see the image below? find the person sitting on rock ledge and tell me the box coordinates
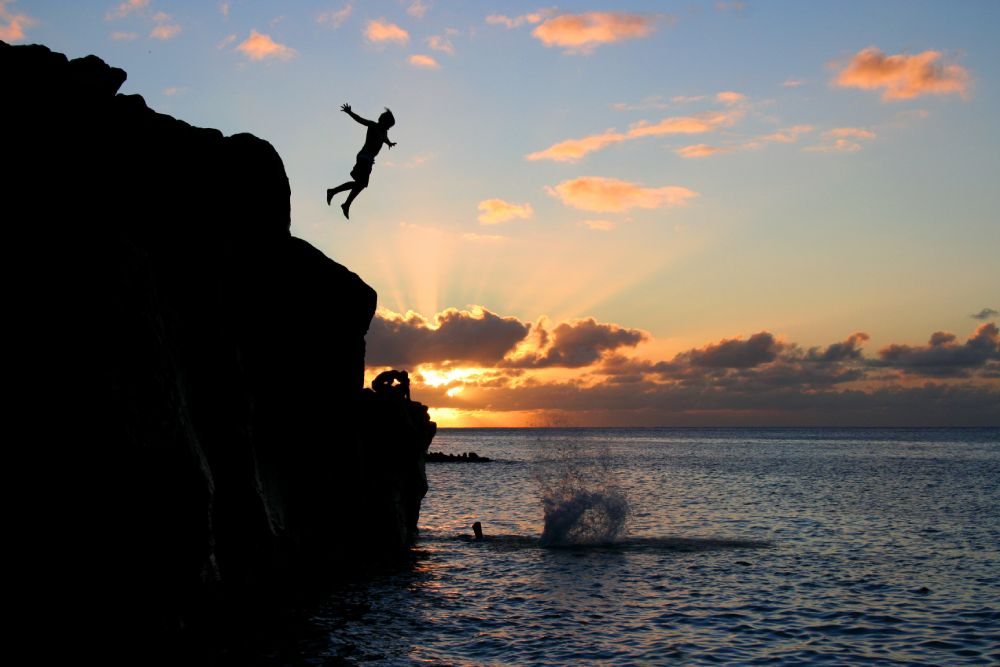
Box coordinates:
[372,369,410,401]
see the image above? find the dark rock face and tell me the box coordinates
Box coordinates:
[2,41,434,653]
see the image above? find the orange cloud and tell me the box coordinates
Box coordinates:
[236,30,296,61]
[408,54,440,69]
[365,18,408,43]
[110,31,137,41]
[806,127,876,153]
[531,12,658,53]
[527,110,741,162]
[628,110,742,138]
[478,199,534,225]
[427,35,454,55]
[547,177,697,213]
[834,46,971,101]
[105,0,148,21]
[675,144,731,158]
[150,23,181,40]
[486,8,556,29]
[826,127,876,140]
[806,139,863,153]
[715,91,745,105]
[0,0,36,41]
[526,131,626,162]
[763,124,813,143]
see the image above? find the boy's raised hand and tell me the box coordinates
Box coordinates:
[341,103,351,113]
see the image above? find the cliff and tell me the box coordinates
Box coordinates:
[2,41,435,655]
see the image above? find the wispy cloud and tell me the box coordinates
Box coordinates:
[486,7,556,29]
[408,54,440,69]
[675,144,732,158]
[755,124,814,144]
[806,127,876,153]
[805,139,863,153]
[478,199,534,225]
[317,3,352,28]
[162,86,186,96]
[217,33,236,49]
[826,127,877,140]
[528,110,741,162]
[236,29,296,61]
[833,46,971,101]
[715,91,745,105]
[219,2,229,19]
[407,0,430,19]
[0,0,36,41]
[741,124,813,150]
[971,308,999,321]
[580,219,616,231]
[110,31,138,41]
[150,22,180,40]
[385,152,435,169]
[531,12,661,54]
[527,131,627,163]
[782,78,805,88]
[427,34,454,55]
[365,18,408,44]
[105,0,149,21]
[547,177,697,213]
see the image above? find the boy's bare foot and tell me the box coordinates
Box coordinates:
[326,189,334,205]
[341,203,350,220]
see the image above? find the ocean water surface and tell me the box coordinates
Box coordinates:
[288,428,999,665]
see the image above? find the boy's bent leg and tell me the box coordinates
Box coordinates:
[327,181,354,205]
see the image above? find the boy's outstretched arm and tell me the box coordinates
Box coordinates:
[384,136,397,149]
[341,103,374,127]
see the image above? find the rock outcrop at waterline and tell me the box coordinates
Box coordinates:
[2,40,435,652]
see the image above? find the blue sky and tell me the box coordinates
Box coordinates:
[8,0,999,424]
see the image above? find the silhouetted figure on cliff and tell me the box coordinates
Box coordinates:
[327,103,396,219]
[372,369,410,401]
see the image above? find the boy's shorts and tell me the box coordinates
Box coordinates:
[351,153,374,187]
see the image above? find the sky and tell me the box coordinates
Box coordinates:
[8,0,999,426]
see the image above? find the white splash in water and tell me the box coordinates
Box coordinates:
[540,487,629,546]
[535,440,630,546]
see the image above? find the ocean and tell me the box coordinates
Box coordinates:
[282,428,999,665]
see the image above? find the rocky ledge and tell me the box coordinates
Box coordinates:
[3,40,435,657]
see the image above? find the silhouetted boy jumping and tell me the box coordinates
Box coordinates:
[327,103,396,219]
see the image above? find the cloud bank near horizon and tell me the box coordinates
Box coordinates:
[365,307,1000,426]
